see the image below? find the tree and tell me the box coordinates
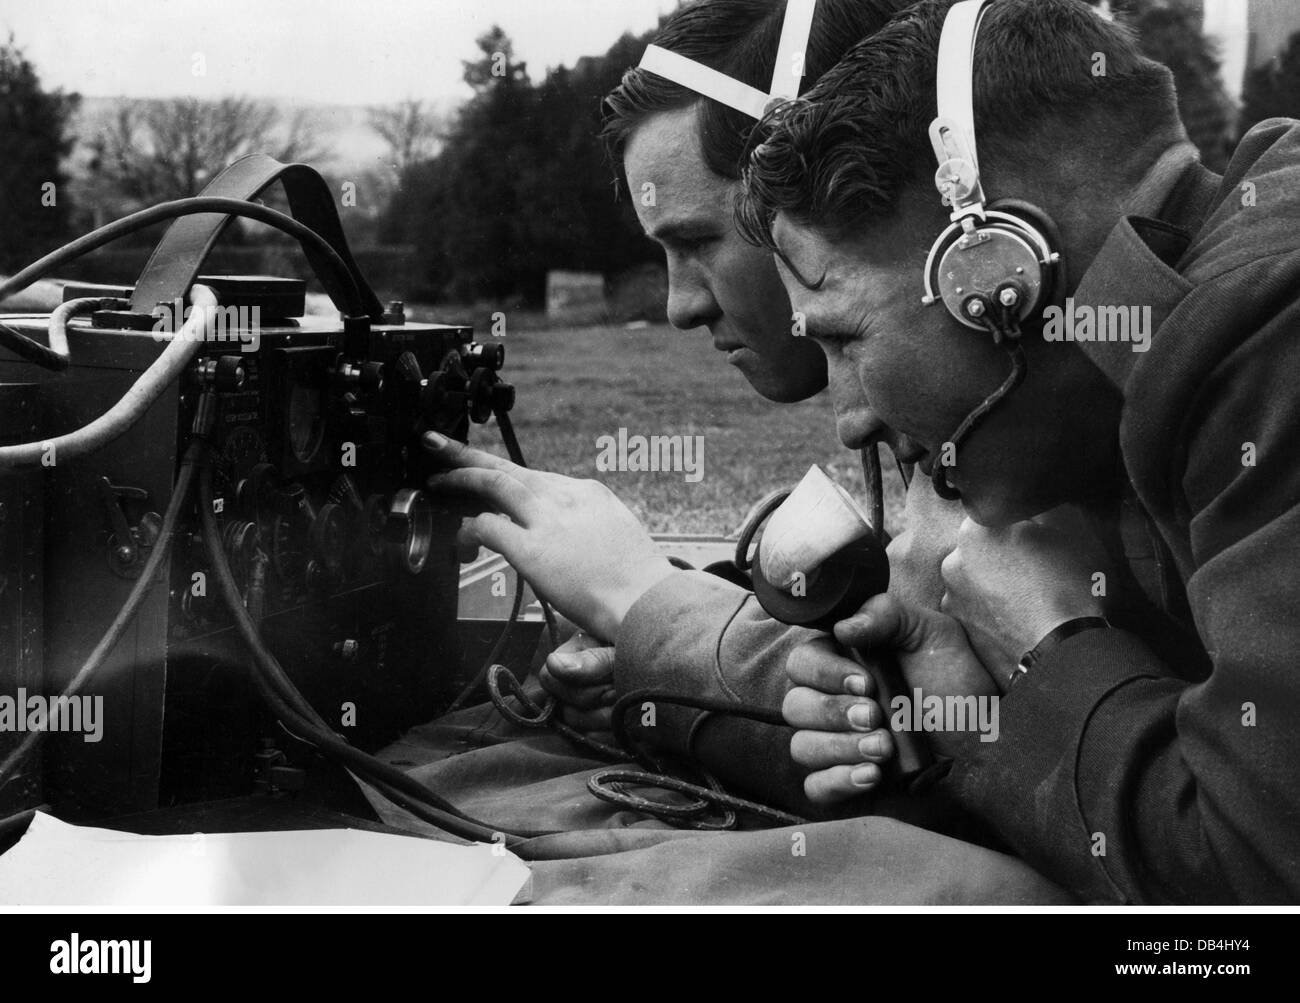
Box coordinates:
[396,26,657,304]
[82,97,325,211]
[368,99,444,176]
[462,26,530,93]
[1105,0,1234,170]
[0,35,80,271]
[1240,30,1300,138]
[399,26,539,301]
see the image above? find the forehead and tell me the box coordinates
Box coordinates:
[623,107,735,230]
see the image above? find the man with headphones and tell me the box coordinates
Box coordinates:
[737,0,1300,902]
[422,0,974,823]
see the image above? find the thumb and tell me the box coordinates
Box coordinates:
[553,630,611,655]
[833,592,952,655]
[547,644,616,685]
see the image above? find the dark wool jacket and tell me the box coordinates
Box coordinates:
[614,120,1300,904]
[947,119,1300,904]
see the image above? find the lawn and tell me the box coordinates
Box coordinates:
[443,318,908,538]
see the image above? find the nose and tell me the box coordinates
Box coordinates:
[825,361,887,449]
[824,355,860,421]
[665,257,719,332]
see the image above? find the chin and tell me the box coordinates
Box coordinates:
[739,358,828,404]
[958,483,1042,529]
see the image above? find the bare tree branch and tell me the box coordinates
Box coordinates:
[367,99,443,176]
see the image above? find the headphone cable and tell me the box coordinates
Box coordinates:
[931,331,1027,501]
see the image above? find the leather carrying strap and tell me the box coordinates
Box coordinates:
[129,153,384,319]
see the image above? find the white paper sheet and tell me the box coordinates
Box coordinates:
[0,812,531,906]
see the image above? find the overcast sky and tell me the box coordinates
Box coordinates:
[3,0,680,105]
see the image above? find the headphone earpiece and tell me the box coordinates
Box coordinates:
[921,0,1063,340]
[922,205,1060,333]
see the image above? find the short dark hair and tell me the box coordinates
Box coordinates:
[737,0,1178,247]
[603,0,910,183]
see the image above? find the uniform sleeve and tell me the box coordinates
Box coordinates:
[613,570,825,814]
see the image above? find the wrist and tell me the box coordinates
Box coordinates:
[1009,615,1111,687]
[1019,602,1105,655]
[597,557,677,640]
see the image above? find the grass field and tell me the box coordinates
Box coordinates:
[444,318,908,537]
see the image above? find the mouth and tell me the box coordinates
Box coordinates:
[713,341,749,363]
[892,439,927,465]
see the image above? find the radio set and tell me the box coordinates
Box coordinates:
[0,155,519,821]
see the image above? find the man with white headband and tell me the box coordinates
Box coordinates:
[516,0,960,816]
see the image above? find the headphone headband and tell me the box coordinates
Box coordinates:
[638,0,819,121]
[929,0,992,220]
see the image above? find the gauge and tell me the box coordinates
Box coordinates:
[287,381,326,464]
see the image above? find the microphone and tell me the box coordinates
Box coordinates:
[750,465,932,786]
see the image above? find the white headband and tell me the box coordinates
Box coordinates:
[929,0,992,218]
[637,0,819,121]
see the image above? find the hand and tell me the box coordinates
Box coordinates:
[540,631,617,734]
[423,432,676,640]
[940,511,1110,685]
[782,636,893,804]
[886,473,964,610]
[786,593,999,804]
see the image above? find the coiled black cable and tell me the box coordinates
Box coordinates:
[595,688,805,828]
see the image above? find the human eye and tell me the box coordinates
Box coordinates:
[672,229,721,253]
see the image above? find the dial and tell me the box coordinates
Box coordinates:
[222,425,265,471]
[222,519,261,593]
